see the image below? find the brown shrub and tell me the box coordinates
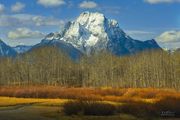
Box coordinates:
[62,100,116,116]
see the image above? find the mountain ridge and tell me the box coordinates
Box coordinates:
[0,39,17,57]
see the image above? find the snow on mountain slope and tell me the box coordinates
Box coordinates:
[13,45,32,54]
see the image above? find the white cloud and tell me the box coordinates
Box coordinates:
[7,27,45,40]
[0,14,64,27]
[156,31,180,43]
[144,0,180,4]
[0,3,5,14]
[37,0,65,7]
[79,1,98,9]
[11,2,25,13]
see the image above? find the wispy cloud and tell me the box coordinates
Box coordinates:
[98,6,121,14]
[32,15,64,26]
[0,3,5,14]
[126,30,154,36]
[37,0,65,7]
[0,14,64,27]
[144,0,180,4]
[11,2,25,13]
[125,30,156,40]
[79,1,98,9]
[7,27,45,40]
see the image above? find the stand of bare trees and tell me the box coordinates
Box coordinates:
[0,46,179,89]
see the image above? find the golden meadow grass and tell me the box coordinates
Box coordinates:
[0,97,68,107]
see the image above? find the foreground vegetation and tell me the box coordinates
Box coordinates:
[0,47,179,119]
[0,47,179,89]
[0,87,179,119]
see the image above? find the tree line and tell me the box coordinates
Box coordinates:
[0,46,179,89]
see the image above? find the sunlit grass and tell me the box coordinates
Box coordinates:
[0,97,68,107]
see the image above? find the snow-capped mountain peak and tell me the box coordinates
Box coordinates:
[43,11,161,55]
[59,12,130,54]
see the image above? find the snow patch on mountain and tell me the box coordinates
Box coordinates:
[13,45,32,53]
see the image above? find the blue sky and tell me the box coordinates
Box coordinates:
[0,0,180,49]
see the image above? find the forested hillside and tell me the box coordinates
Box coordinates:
[0,46,179,89]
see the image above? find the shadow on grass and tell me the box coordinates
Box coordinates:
[62,98,180,119]
[62,100,116,116]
